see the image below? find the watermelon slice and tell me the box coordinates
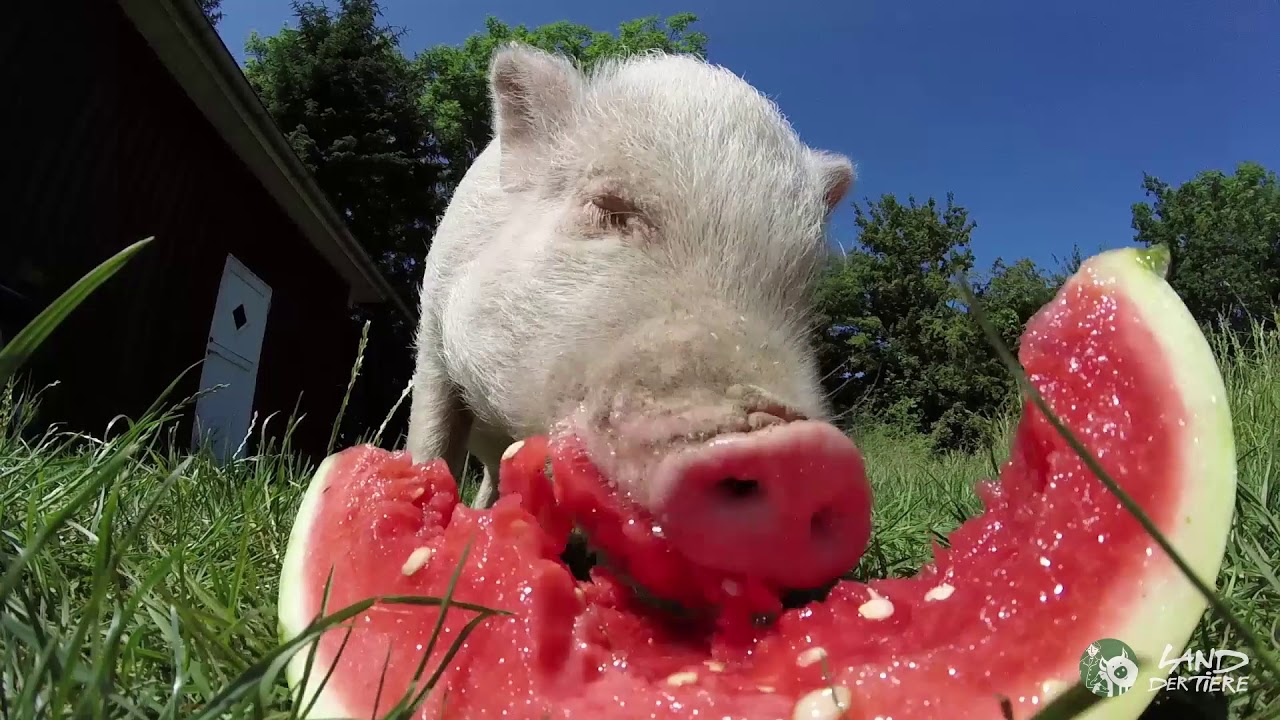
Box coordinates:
[277,245,1236,719]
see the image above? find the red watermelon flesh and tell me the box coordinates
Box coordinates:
[495,434,575,557]
[279,246,1236,720]
[543,429,790,628]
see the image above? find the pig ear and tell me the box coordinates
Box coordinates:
[809,150,855,214]
[489,43,581,159]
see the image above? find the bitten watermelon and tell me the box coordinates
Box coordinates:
[277,246,1236,719]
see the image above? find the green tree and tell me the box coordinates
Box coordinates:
[815,194,977,440]
[198,0,223,26]
[243,0,442,293]
[815,194,1057,450]
[416,14,709,194]
[1131,161,1280,330]
[978,257,1059,352]
[1048,244,1085,285]
[947,255,1060,444]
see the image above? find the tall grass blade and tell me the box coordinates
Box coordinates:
[0,442,139,602]
[0,237,152,384]
[189,597,378,720]
[1023,680,1106,719]
[327,320,370,456]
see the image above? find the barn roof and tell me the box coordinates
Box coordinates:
[117,0,414,321]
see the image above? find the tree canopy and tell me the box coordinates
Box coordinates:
[1131,161,1280,331]
[198,0,222,27]
[814,194,1061,450]
[243,0,442,295]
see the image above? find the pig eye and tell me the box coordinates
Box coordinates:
[586,193,649,238]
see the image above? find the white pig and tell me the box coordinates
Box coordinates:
[407,43,870,591]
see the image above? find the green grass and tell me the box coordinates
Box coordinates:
[0,242,1276,718]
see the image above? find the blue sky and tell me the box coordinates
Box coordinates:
[214,0,1279,274]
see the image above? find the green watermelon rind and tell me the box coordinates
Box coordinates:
[1036,246,1237,719]
[278,453,360,720]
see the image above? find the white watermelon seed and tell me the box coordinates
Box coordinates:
[665,671,699,687]
[858,589,894,620]
[400,546,434,576]
[792,686,853,720]
[924,582,955,602]
[796,646,828,668]
[721,579,741,596]
[704,660,726,672]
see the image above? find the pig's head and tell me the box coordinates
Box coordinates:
[485,44,871,592]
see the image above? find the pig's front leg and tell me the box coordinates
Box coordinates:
[407,327,474,484]
[468,459,500,510]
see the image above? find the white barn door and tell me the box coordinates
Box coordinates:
[191,254,272,462]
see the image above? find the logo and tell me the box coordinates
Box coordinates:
[1079,639,1253,698]
[1153,644,1251,694]
[1080,638,1139,697]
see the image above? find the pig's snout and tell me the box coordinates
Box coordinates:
[650,420,873,591]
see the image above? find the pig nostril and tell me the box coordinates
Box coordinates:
[810,506,836,538]
[714,477,763,502]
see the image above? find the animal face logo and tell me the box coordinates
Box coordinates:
[1101,648,1138,692]
[1079,638,1140,698]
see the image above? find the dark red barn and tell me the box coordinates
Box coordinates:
[1,0,413,461]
